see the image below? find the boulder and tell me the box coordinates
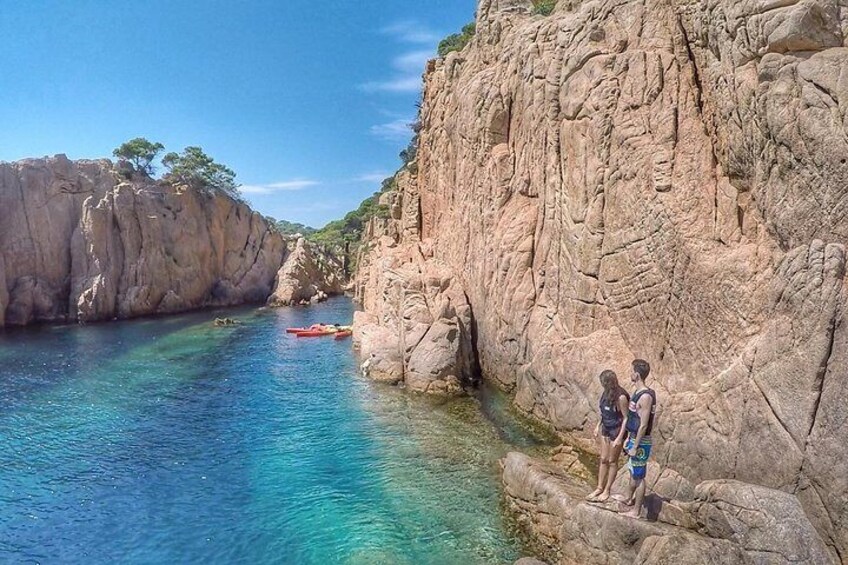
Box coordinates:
[352,246,477,395]
[267,237,344,307]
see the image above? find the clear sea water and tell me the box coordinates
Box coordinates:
[0,297,550,564]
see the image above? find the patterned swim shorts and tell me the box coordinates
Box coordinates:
[625,435,652,480]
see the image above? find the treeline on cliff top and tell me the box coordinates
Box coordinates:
[112,136,392,273]
[435,0,557,57]
[113,138,241,201]
[305,133,417,271]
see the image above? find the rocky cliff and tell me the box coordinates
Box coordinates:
[267,237,345,306]
[354,0,848,561]
[0,155,286,326]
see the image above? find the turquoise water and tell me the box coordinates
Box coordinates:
[0,298,548,564]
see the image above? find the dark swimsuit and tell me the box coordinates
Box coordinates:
[624,388,657,479]
[599,390,628,439]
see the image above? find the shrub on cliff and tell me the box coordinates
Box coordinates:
[113,138,165,176]
[533,0,558,15]
[275,219,316,236]
[162,146,242,200]
[437,23,475,58]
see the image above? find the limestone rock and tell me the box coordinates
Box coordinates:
[0,155,285,326]
[266,237,344,307]
[354,0,848,556]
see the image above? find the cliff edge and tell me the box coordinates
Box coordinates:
[354,0,848,561]
[0,155,285,326]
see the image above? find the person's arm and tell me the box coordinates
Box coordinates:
[627,394,653,455]
[612,394,628,447]
[594,419,601,439]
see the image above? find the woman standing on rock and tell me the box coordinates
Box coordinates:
[586,370,629,502]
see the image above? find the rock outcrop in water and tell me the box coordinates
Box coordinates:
[354,0,848,561]
[267,237,345,307]
[354,170,479,395]
[0,155,286,326]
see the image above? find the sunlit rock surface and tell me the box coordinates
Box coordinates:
[0,155,285,325]
[267,237,345,307]
[355,0,848,560]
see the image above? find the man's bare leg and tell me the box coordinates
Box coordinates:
[623,479,645,518]
[616,475,637,508]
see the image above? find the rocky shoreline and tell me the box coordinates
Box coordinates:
[352,0,848,562]
[502,451,832,565]
[0,156,345,327]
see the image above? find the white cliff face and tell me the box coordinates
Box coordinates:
[355,0,848,560]
[0,155,285,325]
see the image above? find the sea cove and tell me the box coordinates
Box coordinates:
[0,298,548,564]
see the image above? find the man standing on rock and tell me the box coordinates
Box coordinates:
[616,359,656,519]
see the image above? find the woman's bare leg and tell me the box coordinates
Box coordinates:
[587,437,610,500]
[596,440,623,502]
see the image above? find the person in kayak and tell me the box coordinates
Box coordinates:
[586,370,629,502]
[617,359,657,519]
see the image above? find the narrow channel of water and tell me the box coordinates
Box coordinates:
[0,298,552,564]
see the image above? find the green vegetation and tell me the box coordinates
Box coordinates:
[533,0,558,15]
[162,146,241,200]
[437,22,476,58]
[308,111,421,273]
[275,219,316,236]
[113,138,243,201]
[112,137,164,176]
[307,174,396,273]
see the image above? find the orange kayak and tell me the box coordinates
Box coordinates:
[334,331,352,339]
[296,330,336,337]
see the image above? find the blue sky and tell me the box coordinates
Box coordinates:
[0,0,476,227]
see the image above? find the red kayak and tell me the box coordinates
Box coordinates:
[334,331,352,339]
[286,328,311,334]
[296,330,336,337]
